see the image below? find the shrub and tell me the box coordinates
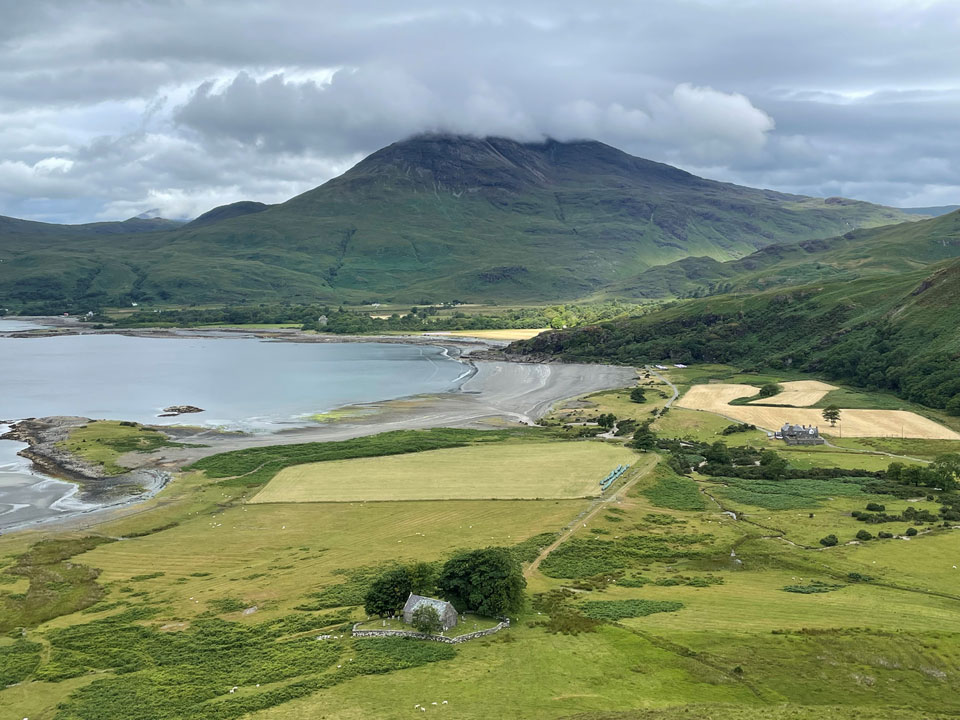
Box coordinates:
[906,527,919,536]
[856,530,873,541]
[878,531,894,539]
[630,387,647,403]
[758,383,782,398]
[410,605,442,634]
[865,503,886,512]
[579,599,683,621]
[819,534,839,547]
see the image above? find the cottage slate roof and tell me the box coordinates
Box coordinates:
[403,593,455,616]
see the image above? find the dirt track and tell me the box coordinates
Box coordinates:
[677,383,960,439]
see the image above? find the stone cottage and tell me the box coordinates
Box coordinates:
[402,593,459,631]
[775,423,825,446]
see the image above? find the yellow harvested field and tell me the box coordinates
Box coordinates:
[676,383,960,439]
[423,328,549,341]
[747,380,838,406]
[250,442,638,503]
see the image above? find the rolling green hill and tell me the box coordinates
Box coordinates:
[509,250,960,412]
[618,210,960,298]
[0,135,913,310]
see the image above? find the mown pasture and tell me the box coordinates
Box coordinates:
[250,441,637,503]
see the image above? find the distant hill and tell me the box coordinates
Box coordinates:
[899,205,960,216]
[184,201,271,228]
[0,134,915,309]
[617,210,960,298]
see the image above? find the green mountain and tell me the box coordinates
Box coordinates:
[509,218,960,412]
[618,210,960,298]
[0,134,914,310]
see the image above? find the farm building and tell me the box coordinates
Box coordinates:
[774,423,825,445]
[402,593,459,630]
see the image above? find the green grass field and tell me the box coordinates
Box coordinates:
[2,403,959,720]
[57,420,186,475]
[251,441,638,502]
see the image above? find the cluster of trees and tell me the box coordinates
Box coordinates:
[86,300,649,335]
[886,456,960,491]
[363,548,526,625]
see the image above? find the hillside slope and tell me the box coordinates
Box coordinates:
[0,134,913,309]
[510,257,960,412]
[619,210,960,298]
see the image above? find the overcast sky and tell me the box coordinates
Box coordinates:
[1,0,958,223]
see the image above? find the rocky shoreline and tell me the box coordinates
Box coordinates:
[1,416,171,506]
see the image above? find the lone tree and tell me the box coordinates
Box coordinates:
[758,383,782,399]
[410,604,443,633]
[630,387,647,404]
[822,405,841,427]
[437,547,525,616]
[364,567,412,617]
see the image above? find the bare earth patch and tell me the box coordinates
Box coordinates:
[677,384,960,439]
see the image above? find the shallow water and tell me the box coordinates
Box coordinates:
[0,334,468,430]
[0,333,467,530]
[0,423,94,529]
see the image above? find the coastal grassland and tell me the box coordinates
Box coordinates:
[3,406,959,719]
[250,441,637,503]
[544,382,668,431]
[58,420,187,475]
[652,408,767,443]
[187,427,543,488]
[71,499,582,619]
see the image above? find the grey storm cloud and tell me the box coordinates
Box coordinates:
[0,0,958,222]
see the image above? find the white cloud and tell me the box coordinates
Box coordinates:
[0,0,957,221]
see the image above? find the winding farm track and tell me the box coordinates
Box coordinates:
[524,453,658,578]
[526,365,675,578]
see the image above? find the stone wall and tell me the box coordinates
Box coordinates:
[352,617,510,644]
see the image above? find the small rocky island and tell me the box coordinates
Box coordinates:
[159,405,205,417]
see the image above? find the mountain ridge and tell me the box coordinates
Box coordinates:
[0,133,918,309]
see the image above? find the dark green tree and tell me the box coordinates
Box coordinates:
[364,567,412,617]
[819,534,839,547]
[856,529,873,541]
[704,441,731,465]
[407,562,437,596]
[906,527,918,537]
[410,605,442,633]
[822,406,841,427]
[437,547,525,616]
[631,421,657,452]
[630,387,647,404]
[758,383,782,398]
